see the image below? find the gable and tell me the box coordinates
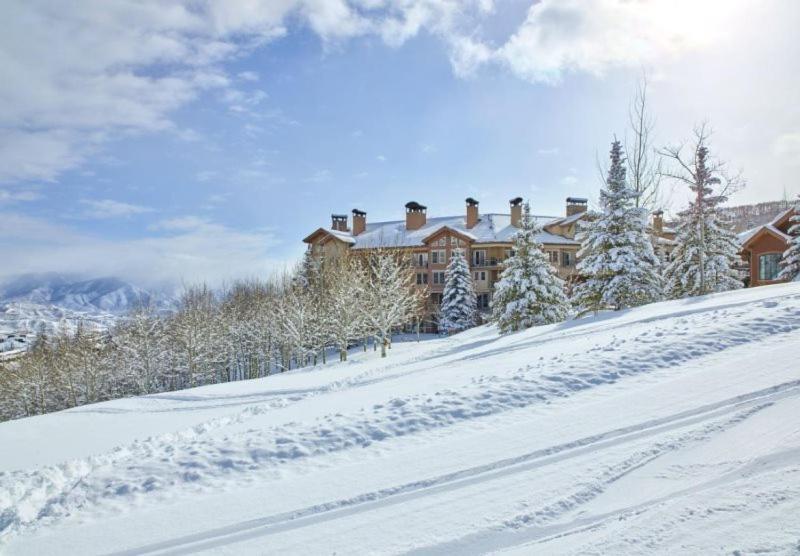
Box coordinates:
[421,226,476,246]
[740,225,791,251]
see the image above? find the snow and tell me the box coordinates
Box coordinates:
[324,213,578,249]
[1,283,800,554]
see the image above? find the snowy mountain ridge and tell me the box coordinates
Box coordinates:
[0,274,157,314]
[0,274,171,338]
[1,283,799,554]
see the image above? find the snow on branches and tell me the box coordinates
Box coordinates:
[778,196,800,282]
[439,247,477,333]
[491,202,568,333]
[573,140,662,315]
[661,125,744,297]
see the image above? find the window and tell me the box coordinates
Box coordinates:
[548,251,559,265]
[431,249,446,264]
[474,271,486,281]
[561,251,573,267]
[473,249,486,266]
[416,272,428,285]
[477,293,490,310]
[412,253,428,267]
[433,271,446,284]
[758,253,782,281]
[430,293,442,305]
[437,238,446,246]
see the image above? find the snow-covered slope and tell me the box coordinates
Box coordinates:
[1,284,799,554]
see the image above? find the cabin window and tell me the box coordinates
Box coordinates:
[433,271,446,284]
[473,250,486,266]
[431,249,446,264]
[548,251,559,264]
[416,273,428,285]
[758,253,781,281]
[477,293,490,309]
[561,251,573,267]
[473,271,486,281]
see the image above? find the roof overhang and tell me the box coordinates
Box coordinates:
[739,225,791,250]
[302,228,355,245]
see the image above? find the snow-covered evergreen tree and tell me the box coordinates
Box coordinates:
[662,127,743,297]
[439,248,477,333]
[778,197,800,281]
[491,202,569,333]
[572,140,662,314]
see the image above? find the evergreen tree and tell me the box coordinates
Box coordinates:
[439,247,477,333]
[491,202,569,333]
[572,140,662,314]
[778,197,800,281]
[662,128,743,297]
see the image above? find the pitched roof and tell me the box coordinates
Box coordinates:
[739,223,792,249]
[308,213,580,249]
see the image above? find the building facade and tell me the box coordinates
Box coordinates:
[303,197,593,331]
[738,207,797,287]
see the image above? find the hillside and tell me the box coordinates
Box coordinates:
[1,283,799,554]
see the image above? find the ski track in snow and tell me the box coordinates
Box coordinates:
[1,289,800,552]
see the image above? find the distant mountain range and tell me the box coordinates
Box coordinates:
[0,274,171,337]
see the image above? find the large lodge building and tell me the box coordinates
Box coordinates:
[303,196,797,331]
[303,197,677,332]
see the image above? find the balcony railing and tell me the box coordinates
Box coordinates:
[471,257,502,268]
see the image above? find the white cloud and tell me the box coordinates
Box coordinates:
[376,154,387,162]
[0,211,287,287]
[1,0,505,185]
[237,71,260,82]
[496,0,750,83]
[79,199,154,219]
[0,0,764,187]
[560,175,579,186]
[0,189,41,204]
[537,147,559,156]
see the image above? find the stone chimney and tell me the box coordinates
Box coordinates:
[352,209,366,236]
[331,214,348,232]
[652,209,664,235]
[466,197,479,229]
[405,201,427,230]
[510,197,523,227]
[566,197,588,217]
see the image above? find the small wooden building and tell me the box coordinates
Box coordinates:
[738,207,797,287]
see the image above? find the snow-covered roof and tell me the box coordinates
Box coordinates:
[770,207,796,227]
[315,213,579,249]
[547,211,586,228]
[738,223,792,247]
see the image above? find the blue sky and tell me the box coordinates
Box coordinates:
[1,0,798,286]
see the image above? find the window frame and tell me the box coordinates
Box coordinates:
[758,252,782,281]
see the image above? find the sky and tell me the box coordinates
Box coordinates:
[1,0,798,287]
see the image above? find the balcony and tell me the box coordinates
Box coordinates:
[471,257,502,268]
